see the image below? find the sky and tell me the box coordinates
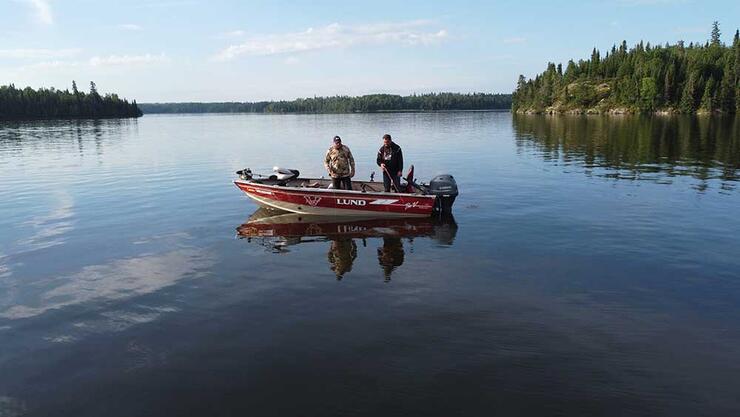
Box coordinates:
[0,0,737,102]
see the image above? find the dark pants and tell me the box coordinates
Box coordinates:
[383,172,402,192]
[332,176,352,190]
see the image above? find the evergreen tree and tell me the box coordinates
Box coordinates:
[711,21,721,46]
[512,23,738,114]
[735,30,740,111]
[718,61,735,111]
[0,82,142,120]
[138,93,513,114]
[700,77,717,111]
[640,77,658,111]
[680,74,698,112]
[664,61,675,104]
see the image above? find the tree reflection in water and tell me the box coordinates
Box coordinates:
[513,114,739,190]
[236,208,456,281]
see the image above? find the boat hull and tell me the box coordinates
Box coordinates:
[234,180,436,217]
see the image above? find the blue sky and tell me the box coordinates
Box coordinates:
[0,0,737,102]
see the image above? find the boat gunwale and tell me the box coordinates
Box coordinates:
[233,179,435,199]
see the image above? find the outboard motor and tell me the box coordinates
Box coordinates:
[273,166,300,181]
[236,168,253,180]
[428,174,458,213]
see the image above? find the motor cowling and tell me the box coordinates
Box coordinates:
[236,168,253,180]
[428,174,458,213]
[273,166,300,180]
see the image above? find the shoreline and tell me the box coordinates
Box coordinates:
[514,108,736,116]
[140,108,512,116]
[0,115,142,122]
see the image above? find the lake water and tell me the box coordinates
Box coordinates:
[1,113,739,417]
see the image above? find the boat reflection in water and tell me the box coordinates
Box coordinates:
[236,208,457,281]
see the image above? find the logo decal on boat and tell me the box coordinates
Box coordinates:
[404,201,421,210]
[304,195,322,206]
[369,199,398,205]
[337,198,367,206]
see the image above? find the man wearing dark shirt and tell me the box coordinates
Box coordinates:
[376,134,403,193]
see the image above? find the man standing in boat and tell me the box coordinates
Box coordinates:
[324,135,355,190]
[376,134,403,192]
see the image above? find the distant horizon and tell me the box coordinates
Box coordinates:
[137,90,513,104]
[1,1,737,102]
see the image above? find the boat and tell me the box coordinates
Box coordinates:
[234,166,458,217]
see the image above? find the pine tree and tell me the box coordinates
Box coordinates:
[718,59,735,111]
[590,48,601,77]
[640,77,658,111]
[735,30,740,111]
[663,62,675,105]
[0,83,142,119]
[508,24,739,114]
[711,21,721,46]
[700,77,717,111]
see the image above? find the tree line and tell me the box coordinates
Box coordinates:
[139,92,512,114]
[0,82,142,120]
[513,23,740,114]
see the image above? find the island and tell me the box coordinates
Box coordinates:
[513,23,739,115]
[0,81,142,120]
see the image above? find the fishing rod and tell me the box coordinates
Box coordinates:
[380,164,400,193]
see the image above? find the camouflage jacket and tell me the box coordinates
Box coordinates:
[324,144,355,178]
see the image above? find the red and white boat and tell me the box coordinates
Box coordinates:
[234,167,458,218]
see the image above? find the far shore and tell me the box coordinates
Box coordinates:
[139,108,512,116]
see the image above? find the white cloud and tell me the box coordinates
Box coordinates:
[503,37,527,44]
[136,0,198,8]
[617,0,685,4]
[222,30,245,37]
[21,0,52,24]
[284,56,300,65]
[6,52,169,74]
[118,23,143,31]
[89,53,170,67]
[21,60,82,70]
[0,48,81,59]
[214,20,448,61]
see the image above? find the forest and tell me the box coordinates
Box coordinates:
[139,92,512,114]
[0,81,142,120]
[512,23,740,114]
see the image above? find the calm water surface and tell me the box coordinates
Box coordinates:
[0,113,739,417]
